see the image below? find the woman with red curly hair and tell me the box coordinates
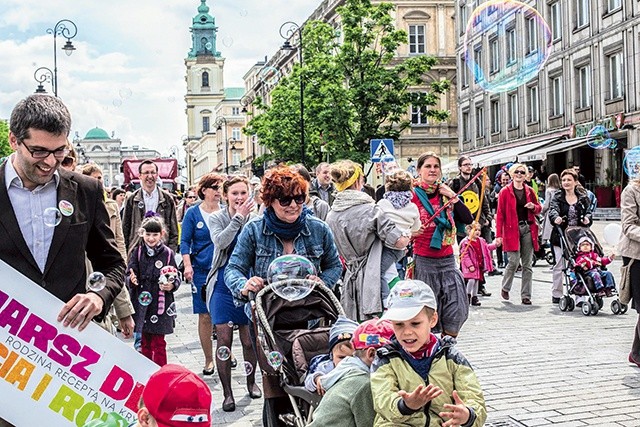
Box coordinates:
[225,165,343,425]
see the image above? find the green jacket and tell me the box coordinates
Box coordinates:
[371,338,486,427]
[308,369,375,427]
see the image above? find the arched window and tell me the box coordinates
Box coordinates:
[202,71,210,87]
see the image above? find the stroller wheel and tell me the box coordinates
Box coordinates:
[595,295,604,310]
[621,303,629,314]
[611,300,621,315]
[559,296,568,311]
[582,301,592,316]
[567,298,575,311]
[590,302,599,316]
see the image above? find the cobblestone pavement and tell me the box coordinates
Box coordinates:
[158,221,639,426]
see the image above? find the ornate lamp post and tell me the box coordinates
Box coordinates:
[279,21,305,166]
[34,19,78,96]
[214,117,228,174]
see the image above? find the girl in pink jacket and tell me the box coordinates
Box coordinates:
[460,222,500,306]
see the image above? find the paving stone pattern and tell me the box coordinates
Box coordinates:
[156,222,640,426]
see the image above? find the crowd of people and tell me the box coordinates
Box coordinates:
[1,93,639,427]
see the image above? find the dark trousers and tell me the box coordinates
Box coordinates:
[141,333,167,366]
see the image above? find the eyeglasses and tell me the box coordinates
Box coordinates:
[207,184,220,191]
[513,170,526,175]
[277,194,306,206]
[22,143,69,160]
[186,196,197,199]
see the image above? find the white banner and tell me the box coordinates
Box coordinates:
[0,259,157,426]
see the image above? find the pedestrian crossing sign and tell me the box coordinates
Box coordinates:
[370,139,394,162]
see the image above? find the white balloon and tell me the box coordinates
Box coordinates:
[603,223,622,246]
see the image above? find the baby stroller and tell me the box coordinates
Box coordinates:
[556,226,628,316]
[251,281,345,427]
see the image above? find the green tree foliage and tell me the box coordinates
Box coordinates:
[245,0,450,166]
[0,120,12,158]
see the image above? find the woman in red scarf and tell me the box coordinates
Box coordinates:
[412,152,473,337]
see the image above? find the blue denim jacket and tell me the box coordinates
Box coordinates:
[224,215,343,306]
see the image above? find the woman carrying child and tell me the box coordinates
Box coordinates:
[326,160,410,321]
[127,215,181,366]
[459,222,499,306]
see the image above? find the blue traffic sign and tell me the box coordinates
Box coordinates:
[370,139,394,162]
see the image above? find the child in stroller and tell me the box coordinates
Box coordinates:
[574,236,615,297]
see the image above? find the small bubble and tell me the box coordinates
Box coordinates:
[166,302,177,317]
[258,66,281,86]
[222,37,234,48]
[87,271,106,292]
[227,321,234,328]
[167,96,176,103]
[139,291,153,306]
[150,315,158,323]
[267,351,284,369]
[137,201,145,209]
[112,99,122,107]
[119,88,132,99]
[243,361,253,376]
[239,9,248,17]
[217,346,231,361]
[43,207,62,227]
[191,284,198,294]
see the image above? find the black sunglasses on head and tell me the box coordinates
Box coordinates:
[277,194,306,206]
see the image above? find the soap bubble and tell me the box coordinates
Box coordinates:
[87,271,106,292]
[43,207,62,227]
[267,255,317,301]
[191,283,198,294]
[239,9,248,17]
[119,88,132,99]
[167,96,176,103]
[623,147,640,179]
[267,351,284,369]
[463,0,552,93]
[112,99,122,107]
[603,223,622,246]
[217,346,231,361]
[227,321,234,328]
[205,41,213,50]
[380,154,399,176]
[150,315,158,324]
[166,302,177,317]
[139,291,153,306]
[137,201,145,209]
[258,66,281,86]
[222,37,234,48]
[242,361,253,376]
[586,125,612,149]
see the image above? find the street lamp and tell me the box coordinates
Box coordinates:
[33,67,54,94]
[214,117,228,173]
[227,139,237,174]
[240,93,254,113]
[35,19,78,97]
[279,21,305,166]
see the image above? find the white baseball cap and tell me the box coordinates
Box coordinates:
[381,280,438,322]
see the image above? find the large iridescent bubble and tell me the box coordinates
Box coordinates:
[267,255,317,301]
[586,125,613,150]
[624,146,640,179]
[463,0,552,93]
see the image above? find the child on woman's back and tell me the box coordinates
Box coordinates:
[127,215,181,366]
[459,222,500,306]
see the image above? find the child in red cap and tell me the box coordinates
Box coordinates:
[136,364,212,427]
[307,318,394,427]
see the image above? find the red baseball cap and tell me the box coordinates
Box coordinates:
[351,318,395,350]
[142,364,212,427]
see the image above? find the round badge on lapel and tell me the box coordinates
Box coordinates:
[58,200,74,217]
[197,221,204,229]
[155,260,163,269]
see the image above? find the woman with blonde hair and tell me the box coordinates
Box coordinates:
[326,160,410,321]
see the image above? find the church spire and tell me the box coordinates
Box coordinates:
[188,0,220,58]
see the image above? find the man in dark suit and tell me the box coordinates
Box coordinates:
[0,94,125,331]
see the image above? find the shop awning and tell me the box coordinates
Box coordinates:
[518,137,587,162]
[481,137,563,166]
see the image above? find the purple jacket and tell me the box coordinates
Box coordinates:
[459,237,496,280]
[127,243,180,335]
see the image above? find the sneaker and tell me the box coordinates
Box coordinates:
[471,296,481,306]
[521,298,532,305]
[488,270,503,276]
[478,287,492,297]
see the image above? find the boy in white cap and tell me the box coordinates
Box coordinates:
[371,280,486,427]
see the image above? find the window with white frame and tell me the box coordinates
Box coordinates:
[461,55,469,87]
[526,16,537,54]
[550,2,561,42]
[576,65,591,108]
[506,27,517,65]
[550,76,564,116]
[202,71,209,87]
[476,105,485,137]
[231,150,242,166]
[508,93,518,128]
[459,4,468,35]
[411,105,428,125]
[202,116,210,133]
[232,107,240,115]
[607,0,621,13]
[231,127,242,140]
[491,100,500,133]
[462,111,470,141]
[608,52,624,99]
[528,85,539,123]
[576,0,589,28]
[490,37,500,74]
[409,25,426,55]
[474,47,483,82]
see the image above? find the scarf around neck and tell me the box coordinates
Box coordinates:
[330,189,374,212]
[263,205,311,240]
[383,190,413,209]
[413,186,456,250]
